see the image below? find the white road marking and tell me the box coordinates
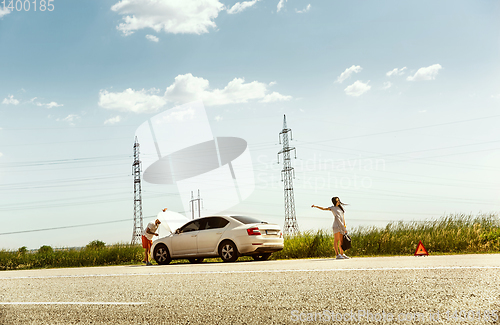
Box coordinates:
[0,302,146,305]
[1,265,499,280]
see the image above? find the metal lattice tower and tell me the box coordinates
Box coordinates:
[277,115,299,235]
[189,190,203,220]
[131,137,144,245]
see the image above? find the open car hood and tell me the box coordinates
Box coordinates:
[157,210,190,235]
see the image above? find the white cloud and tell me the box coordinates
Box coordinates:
[171,108,195,121]
[260,92,292,103]
[2,95,19,105]
[157,108,195,123]
[407,64,442,81]
[165,73,291,106]
[344,80,371,97]
[99,88,167,113]
[46,102,63,108]
[295,4,310,13]
[111,0,224,36]
[277,0,287,12]
[30,97,43,106]
[336,65,362,83]
[145,34,159,42]
[104,116,122,125]
[56,114,80,126]
[214,115,223,122]
[0,7,10,18]
[382,81,392,90]
[29,97,63,108]
[0,152,3,158]
[386,67,407,77]
[227,0,259,14]
[100,74,291,111]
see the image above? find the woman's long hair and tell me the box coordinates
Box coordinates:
[331,197,347,213]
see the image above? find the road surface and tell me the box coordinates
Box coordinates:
[1,254,499,324]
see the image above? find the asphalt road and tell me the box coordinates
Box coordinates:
[1,254,499,324]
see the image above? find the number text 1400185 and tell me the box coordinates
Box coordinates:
[2,0,54,12]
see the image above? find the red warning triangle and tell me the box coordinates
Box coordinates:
[414,241,429,256]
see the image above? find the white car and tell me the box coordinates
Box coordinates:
[151,215,284,264]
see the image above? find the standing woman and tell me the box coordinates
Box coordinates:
[312,197,349,259]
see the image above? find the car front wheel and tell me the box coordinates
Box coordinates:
[219,241,239,262]
[252,253,271,261]
[153,244,171,265]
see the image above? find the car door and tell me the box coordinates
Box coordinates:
[171,219,204,256]
[197,217,229,254]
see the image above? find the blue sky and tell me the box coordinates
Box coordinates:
[1,0,499,249]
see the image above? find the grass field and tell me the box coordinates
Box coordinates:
[273,213,500,259]
[1,213,498,270]
[0,240,143,271]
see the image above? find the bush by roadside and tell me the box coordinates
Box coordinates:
[0,242,143,271]
[272,213,500,259]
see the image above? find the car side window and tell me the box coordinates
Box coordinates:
[180,220,202,233]
[204,217,229,230]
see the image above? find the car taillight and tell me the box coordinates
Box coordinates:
[247,227,261,236]
[280,232,283,238]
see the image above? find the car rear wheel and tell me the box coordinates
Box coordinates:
[153,244,171,265]
[219,241,239,262]
[252,253,271,261]
[188,258,204,264]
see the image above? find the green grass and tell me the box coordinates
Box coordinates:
[1,213,498,270]
[0,243,144,271]
[272,213,500,259]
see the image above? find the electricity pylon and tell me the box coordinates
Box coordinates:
[131,137,144,245]
[278,115,299,235]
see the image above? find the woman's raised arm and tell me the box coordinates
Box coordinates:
[311,205,329,211]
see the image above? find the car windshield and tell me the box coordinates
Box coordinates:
[230,216,267,224]
[180,220,203,232]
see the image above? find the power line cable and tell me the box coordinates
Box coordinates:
[0,137,132,147]
[0,219,131,235]
[299,113,500,144]
[0,213,164,236]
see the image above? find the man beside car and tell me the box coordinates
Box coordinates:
[142,216,162,266]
